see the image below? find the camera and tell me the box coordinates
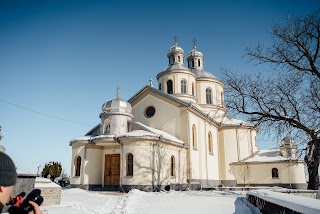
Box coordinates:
[7,189,43,214]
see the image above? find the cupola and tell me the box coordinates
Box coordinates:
[100,87,133,135]
[187,38,204,70]
[280,136,298,159]
[167,39,185,66]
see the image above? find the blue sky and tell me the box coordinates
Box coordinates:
[0,0,318,175]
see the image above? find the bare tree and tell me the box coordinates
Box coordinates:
[238,162,250,187]
[222,10,320,189]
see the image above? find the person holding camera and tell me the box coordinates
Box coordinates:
[0,152,42,214]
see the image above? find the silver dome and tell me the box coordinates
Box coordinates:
[192,69,217,79]
[187,49,203,58]
[164,64,189,72]
[102,97,132,114]
[167,43,184,56]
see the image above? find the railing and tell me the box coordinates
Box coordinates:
[247,190,320,214]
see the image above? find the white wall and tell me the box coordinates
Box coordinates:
[121,139,187,186]
[132,94,182,139]
[231,162,307,185]
[70,144,103,186]
[188,113,220,182]
[218,127,257,181]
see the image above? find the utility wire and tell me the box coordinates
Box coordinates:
[0,98,93,127]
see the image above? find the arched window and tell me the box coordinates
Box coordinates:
[192,82,195,96]
[192,60,194,67]
[178,56,180,62]
[167,80,173,94]
[127,153,133,176]
[170,156,175,176]
[208,132,213,154]
[173,57,175,63]
[272,168,279,179]
[105,124,110,134]
[181,79,187,94]
[198,59,201,67]
[75,156,81,176]
[206,88,212,104]
[192,125,197,150]
[159,83,162,91]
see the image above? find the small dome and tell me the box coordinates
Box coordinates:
[187,49,203,58]
[281,136,295,146]
[167,43,184,57]
[102,97,132,114]
[192,69,217,79]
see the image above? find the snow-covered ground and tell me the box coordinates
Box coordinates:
[42,188,259,214]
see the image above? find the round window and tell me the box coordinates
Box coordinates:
[145,106,156,118]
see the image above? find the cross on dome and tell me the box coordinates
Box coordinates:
[116,86,120,98]
[192,38,197,49]
[173,35,178,45]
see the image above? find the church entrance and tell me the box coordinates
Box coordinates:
[104,154,120,186]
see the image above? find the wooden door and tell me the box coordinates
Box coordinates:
[104,154,120,186]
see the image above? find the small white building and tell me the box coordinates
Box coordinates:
[70,42,307,191]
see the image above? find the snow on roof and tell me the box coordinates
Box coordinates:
[134,122,184,144]
[70,136,92,142]
[118,130,157,138]
[35,177,61,188]
[218,115,252,126]
[93,135,116,140]
[118,122,184,145]
[16,169,36,176]
[243,149,288,163]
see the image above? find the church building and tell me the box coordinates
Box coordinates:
[70,41,307,191]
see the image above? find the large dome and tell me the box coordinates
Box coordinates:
[101,97,132,114]
[192,69,217,79]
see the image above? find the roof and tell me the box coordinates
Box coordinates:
[134,122,184,144]
[163,64,190,72]
[238,149,301,163]
[218,115,252,127]
[192,69,217,80]
[157,65,196,80]
[71,121,184,147]
[118,122,184,146]
[128,85,220,126]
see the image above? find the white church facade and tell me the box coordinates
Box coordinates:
[70,42,307,191]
